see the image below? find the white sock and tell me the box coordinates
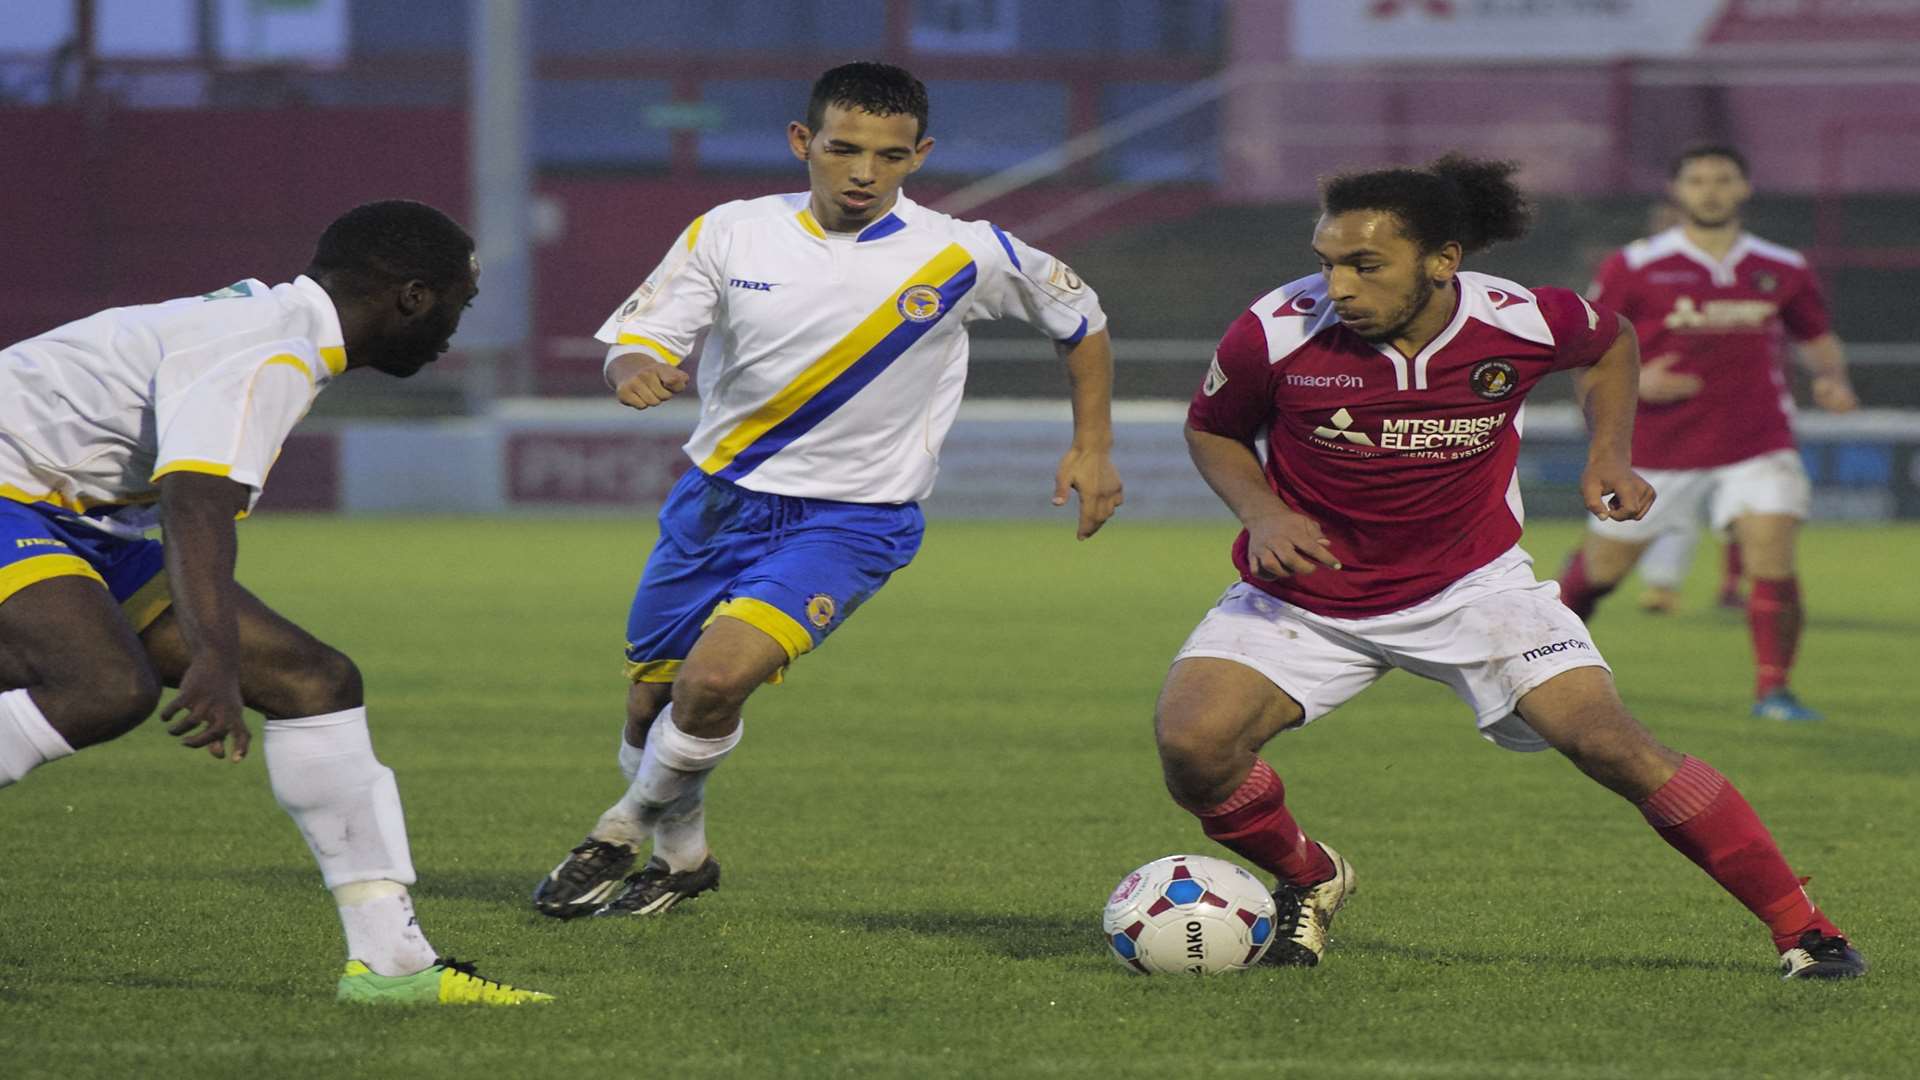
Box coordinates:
[263,707,431,971]
[591,705,738,868]
[1639,529,1700,590]
[332,880,438,976]
[0,689,73,788]
[653,799,709,872]
[618,732,646,783]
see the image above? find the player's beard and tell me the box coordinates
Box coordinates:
[1355,275,1437,344]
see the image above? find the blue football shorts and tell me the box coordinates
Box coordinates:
[0,499,171,631]
[624,467,925,684]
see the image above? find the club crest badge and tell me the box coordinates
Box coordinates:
[897,284,944,322]
[805,593,837,629]
[1471,359,1518,400]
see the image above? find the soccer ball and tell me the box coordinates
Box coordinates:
[1102,854,1277,974]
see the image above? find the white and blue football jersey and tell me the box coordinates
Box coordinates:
[0,276,347,534]
[594,192,1106,503]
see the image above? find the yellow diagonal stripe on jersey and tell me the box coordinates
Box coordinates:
[697,243,973,475]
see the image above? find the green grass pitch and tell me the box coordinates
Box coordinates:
[3,516,1915,1078]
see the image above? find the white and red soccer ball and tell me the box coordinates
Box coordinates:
[1102,855,1277,974]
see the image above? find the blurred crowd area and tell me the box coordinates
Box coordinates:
[4,0,1918,409]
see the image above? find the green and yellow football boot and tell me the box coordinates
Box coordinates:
[336,957,553,1006]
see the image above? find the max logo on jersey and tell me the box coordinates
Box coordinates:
[1470,359,1518,399]
[729,278,778,292]
[897,284,945,323]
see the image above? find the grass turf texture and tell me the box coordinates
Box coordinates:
[2,517,1913,1079]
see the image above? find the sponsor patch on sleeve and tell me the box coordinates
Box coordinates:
[1202,353,1228,396]
[618,279,660,320]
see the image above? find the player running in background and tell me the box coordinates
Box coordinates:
[1605,201,1744,617]
[1151,155,1864,979]
[1634,525,1744,614]
[1557,146,1858,720]
[532,62,1122,919]
[0,201,549,1006]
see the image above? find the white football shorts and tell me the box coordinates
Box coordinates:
[1172,546,1609,752]
[1588,447,1810,543]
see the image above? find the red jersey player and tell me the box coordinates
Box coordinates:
[1151,154,1864,980]
[1557,145,1859,722]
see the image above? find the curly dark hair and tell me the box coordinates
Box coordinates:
[1321,154,1532,255]
[806,61,929,141]
[306,200,473,297]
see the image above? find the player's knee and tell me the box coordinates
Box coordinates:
[261,646,363,718]
[55,660,161,747]
[1154,710,1241,800]
[672,665,753,723]
[105,662,162,730]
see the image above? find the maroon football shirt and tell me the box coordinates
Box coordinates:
[1188,271,1620,618]
[1588,227,1830,470]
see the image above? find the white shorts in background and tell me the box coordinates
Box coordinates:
[1172,547,1610,753]
[1588,447,1811,544]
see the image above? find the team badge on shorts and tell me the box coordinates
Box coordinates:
[1470,359,1518,400]
[897,285,944,322]
[805,593,837,628]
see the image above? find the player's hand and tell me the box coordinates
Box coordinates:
[1582,461,1655,522]
[1053,444,1124,539]
[1810,372,1858,413]
[612,355,690,410]
[1245,509,1342,579]
[160,658,250,763]
[1638,354,1702,404]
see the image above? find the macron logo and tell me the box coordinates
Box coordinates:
[1522,638,1592,662]
[729,278,776,292]
[1287,373,1364,389]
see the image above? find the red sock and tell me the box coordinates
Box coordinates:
[1193,758,1335,887]
[1556,549,1613,621]
[1748,577,1802,698]
[1639,756,1840,950]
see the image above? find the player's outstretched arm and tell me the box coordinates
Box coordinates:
[606,347,690,411]
[1185,426,1340,578]
[156,472,252,761]
[1795,332,1859,413]
[1574,314,1655,522]
[1052,329,1123,539]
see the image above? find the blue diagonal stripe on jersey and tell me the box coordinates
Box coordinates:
[713,261,977,482]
